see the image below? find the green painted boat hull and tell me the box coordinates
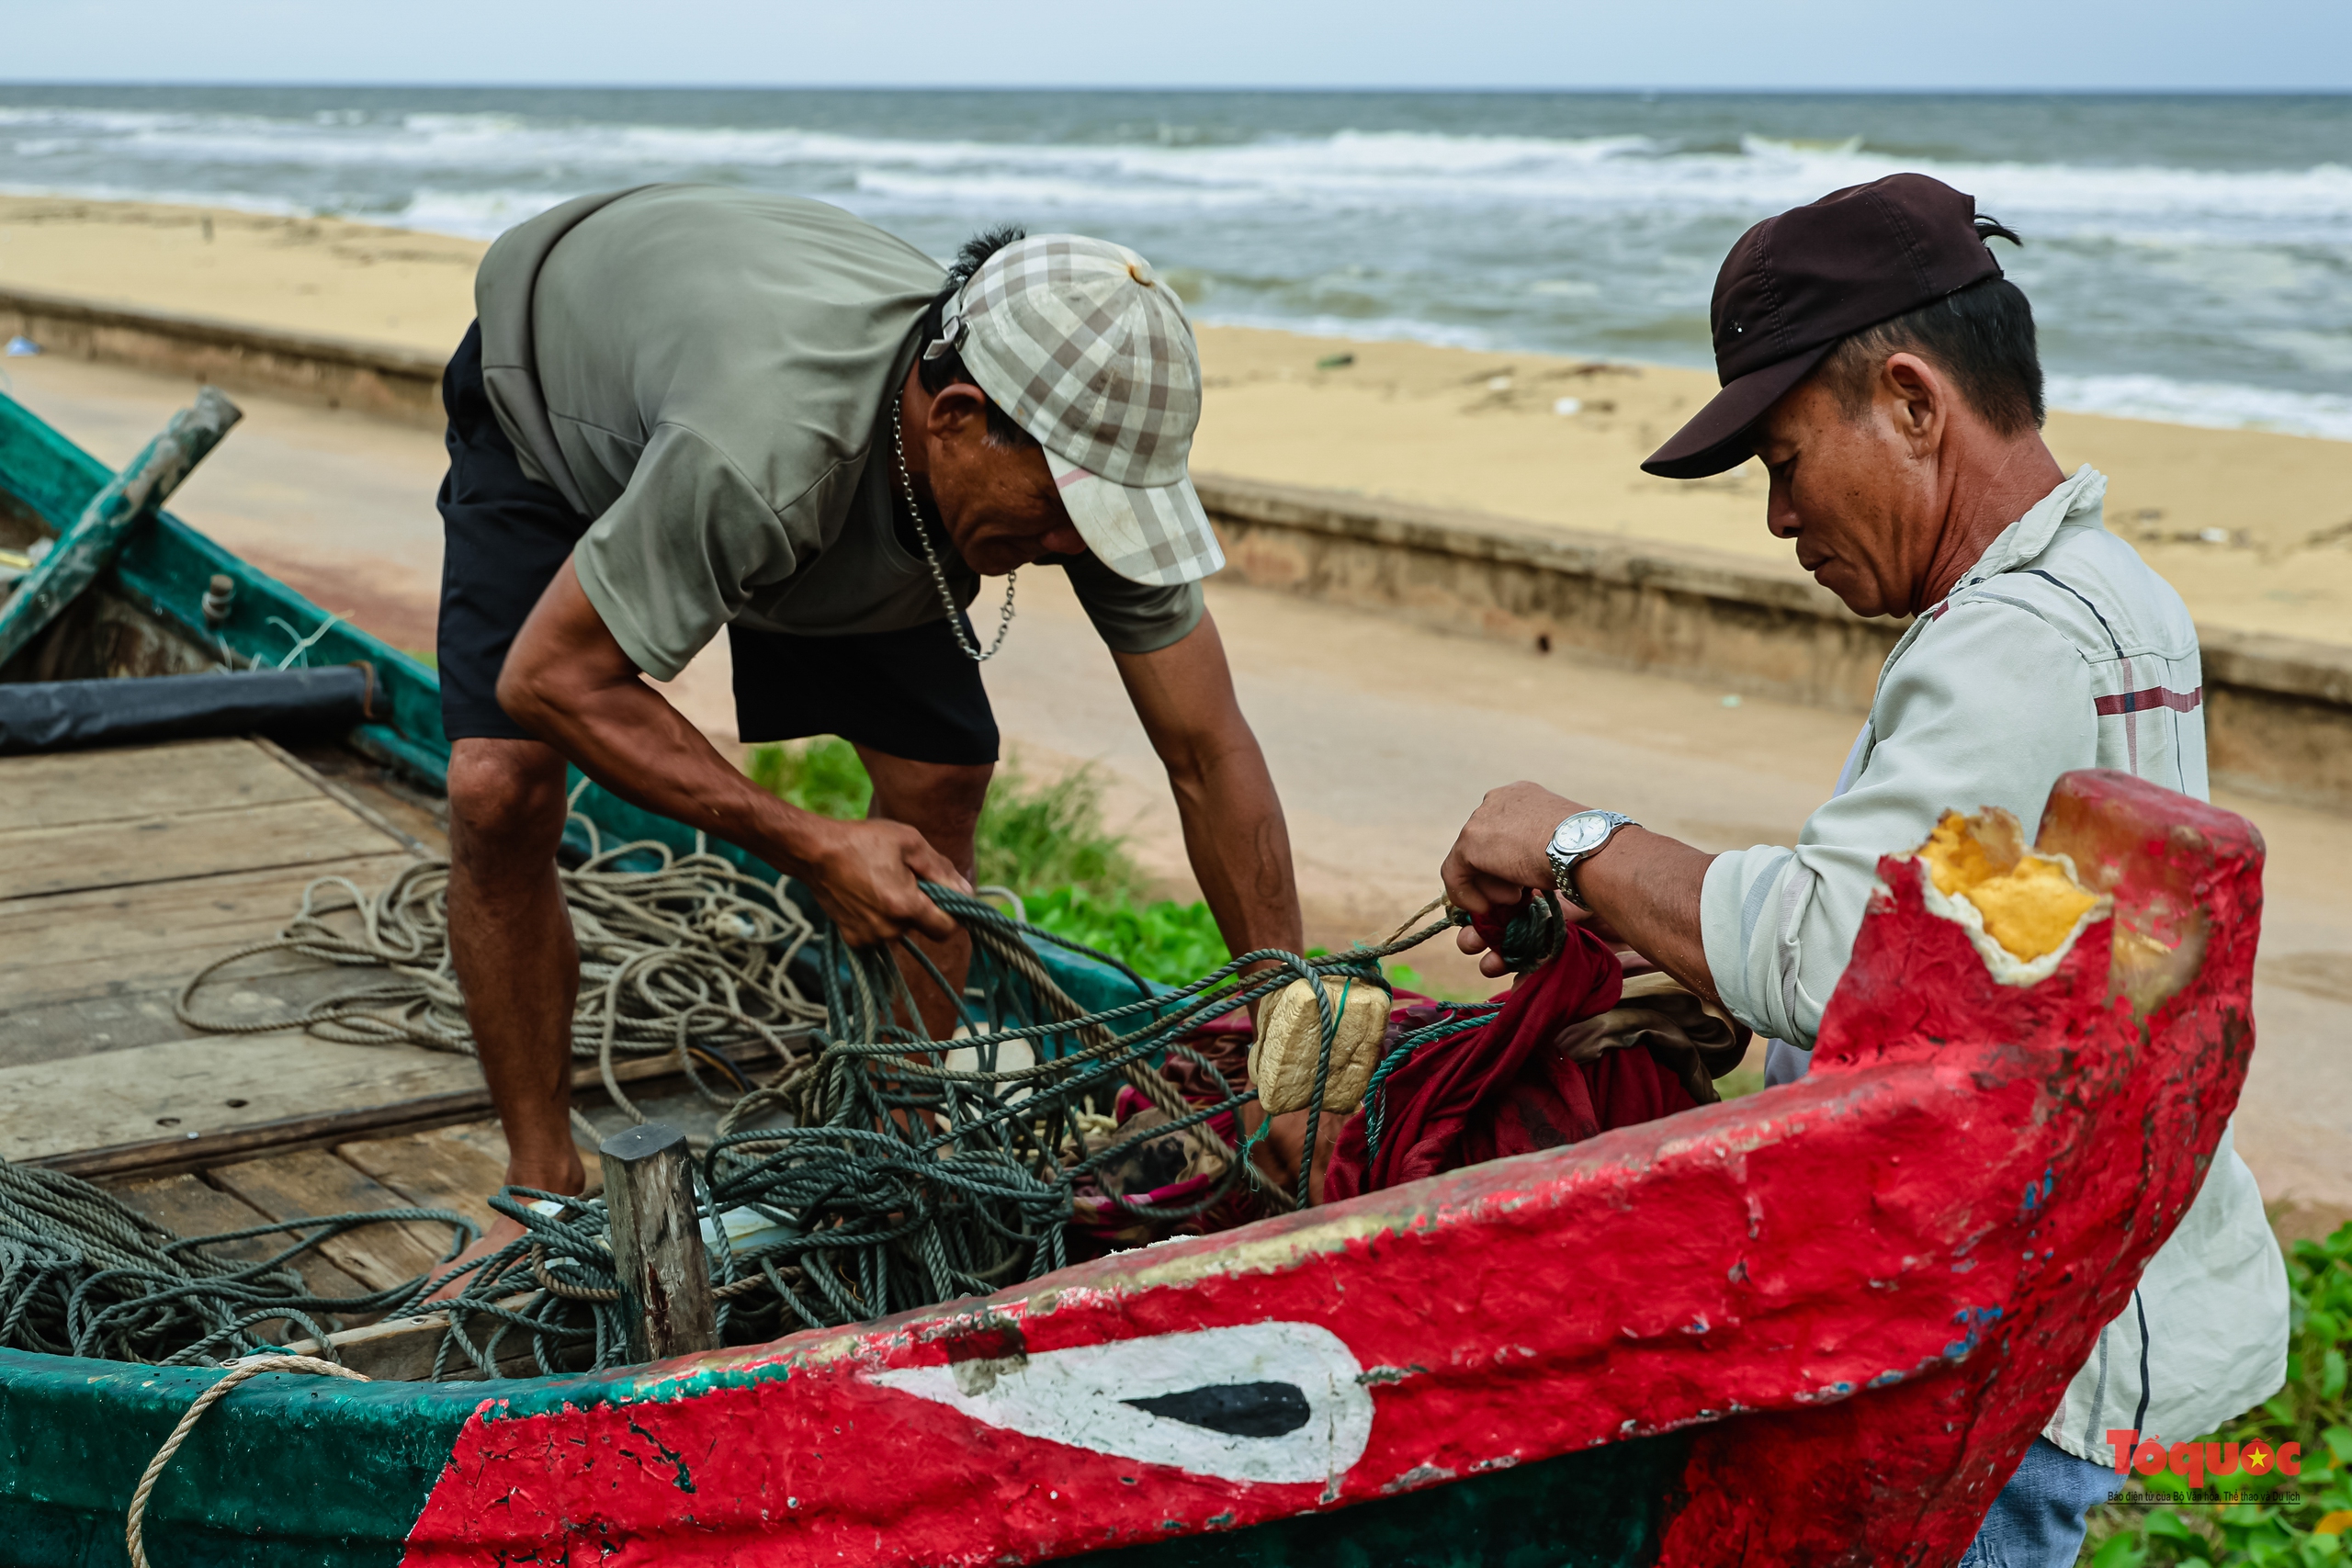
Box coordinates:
[0,1346,1688,1568]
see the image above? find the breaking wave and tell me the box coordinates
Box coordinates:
[2,90,2346,438]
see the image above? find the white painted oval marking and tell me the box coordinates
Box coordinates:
[867,1321,1374,1485]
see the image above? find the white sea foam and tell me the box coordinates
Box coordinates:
[394,186,577,235]
[2046,375,2352,442]
[0,178,312,220]
[1193,310,1506,354]
[7,104,2348,242]
[3,94,2346,440]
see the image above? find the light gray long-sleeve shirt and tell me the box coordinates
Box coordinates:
[1701,466,2288,1466]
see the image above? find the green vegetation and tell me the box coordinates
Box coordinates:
[743,736,1464,991]
[1022,886,1230,986]
[2078,1220,2352,1566]
[747,736,875,822]
[744,737,1227,983]
[968,760,1139,902]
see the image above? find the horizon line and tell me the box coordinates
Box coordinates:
[5,80,2350,96]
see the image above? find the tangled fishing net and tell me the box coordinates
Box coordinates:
[6,821,1486,1378]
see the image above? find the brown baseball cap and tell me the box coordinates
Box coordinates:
[1642,173,2007,479]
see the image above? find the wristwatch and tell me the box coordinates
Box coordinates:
[1544,809,1636,909]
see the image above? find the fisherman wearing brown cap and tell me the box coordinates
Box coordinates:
[1440,174,2287,1565]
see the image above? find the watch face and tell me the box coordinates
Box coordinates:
[1551,811,1610,856]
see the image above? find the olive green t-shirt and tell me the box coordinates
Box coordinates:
[473,185,1204,681]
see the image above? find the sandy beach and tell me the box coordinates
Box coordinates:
[5,192,2348,648]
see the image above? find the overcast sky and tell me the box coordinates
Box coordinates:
[8,0,2350,91]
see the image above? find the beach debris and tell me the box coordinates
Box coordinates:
[1315,353,1354,370]
[2132,508,2259,550]
[3,337,38,357]
[1554,397,1583,416]
[1486,374,1512,391]
[1722,694,1744,708]
[2299,518,2352,551]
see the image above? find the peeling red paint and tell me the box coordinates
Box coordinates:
[400,772,2260,1568]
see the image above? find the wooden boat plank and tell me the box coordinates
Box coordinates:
[0,737,316,832]
[0,852,417,1003]
[0,851,422,1068]
[281,1304,552,1382]
[277,739,451,855]
[300,1124,600,1382]
[105,1171,370,1332]
[0,795,401,900]
[209,1148,467,1295]
[13,1032,695,1180]
[0,1028,490,1166]
[0,964,413,1069]
[248,736,441,859]
[336,1122,518,1236]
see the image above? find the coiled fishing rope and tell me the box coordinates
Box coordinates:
[24,847,1565,1377]
[175,810,828,1126]
[416,886,1522,1371]
[0,1156,473,1363]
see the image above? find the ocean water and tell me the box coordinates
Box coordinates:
[3,85,2348,438]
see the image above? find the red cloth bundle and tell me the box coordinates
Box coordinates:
[1321,908,1700,1202]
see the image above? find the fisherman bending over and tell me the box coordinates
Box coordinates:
[1438,174,2287,1567]
[433,186,1303,1272]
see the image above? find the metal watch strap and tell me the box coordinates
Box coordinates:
[1548,810,1634,910]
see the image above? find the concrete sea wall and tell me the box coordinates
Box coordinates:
[9,283,2347,807]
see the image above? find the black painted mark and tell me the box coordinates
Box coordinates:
[624,1420,696,1495]
[1124,1382,1312,1438]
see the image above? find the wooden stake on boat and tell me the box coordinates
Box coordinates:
[599,1122,718,1362]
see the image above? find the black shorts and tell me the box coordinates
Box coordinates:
[434,321,1000,766]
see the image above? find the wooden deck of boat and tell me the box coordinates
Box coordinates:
[0,735,527,1320]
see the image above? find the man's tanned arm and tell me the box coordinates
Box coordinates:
[498,558,965,945]
[1117,610,1317,1190]
[1111,609,1305,964]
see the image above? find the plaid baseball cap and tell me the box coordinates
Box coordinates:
[934,235,1224,586]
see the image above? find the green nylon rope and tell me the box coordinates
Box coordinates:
[13,861,1571,1376]
[0,1156,476,1364]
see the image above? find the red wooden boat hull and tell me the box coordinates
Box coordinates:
[369,771,2256,1567]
